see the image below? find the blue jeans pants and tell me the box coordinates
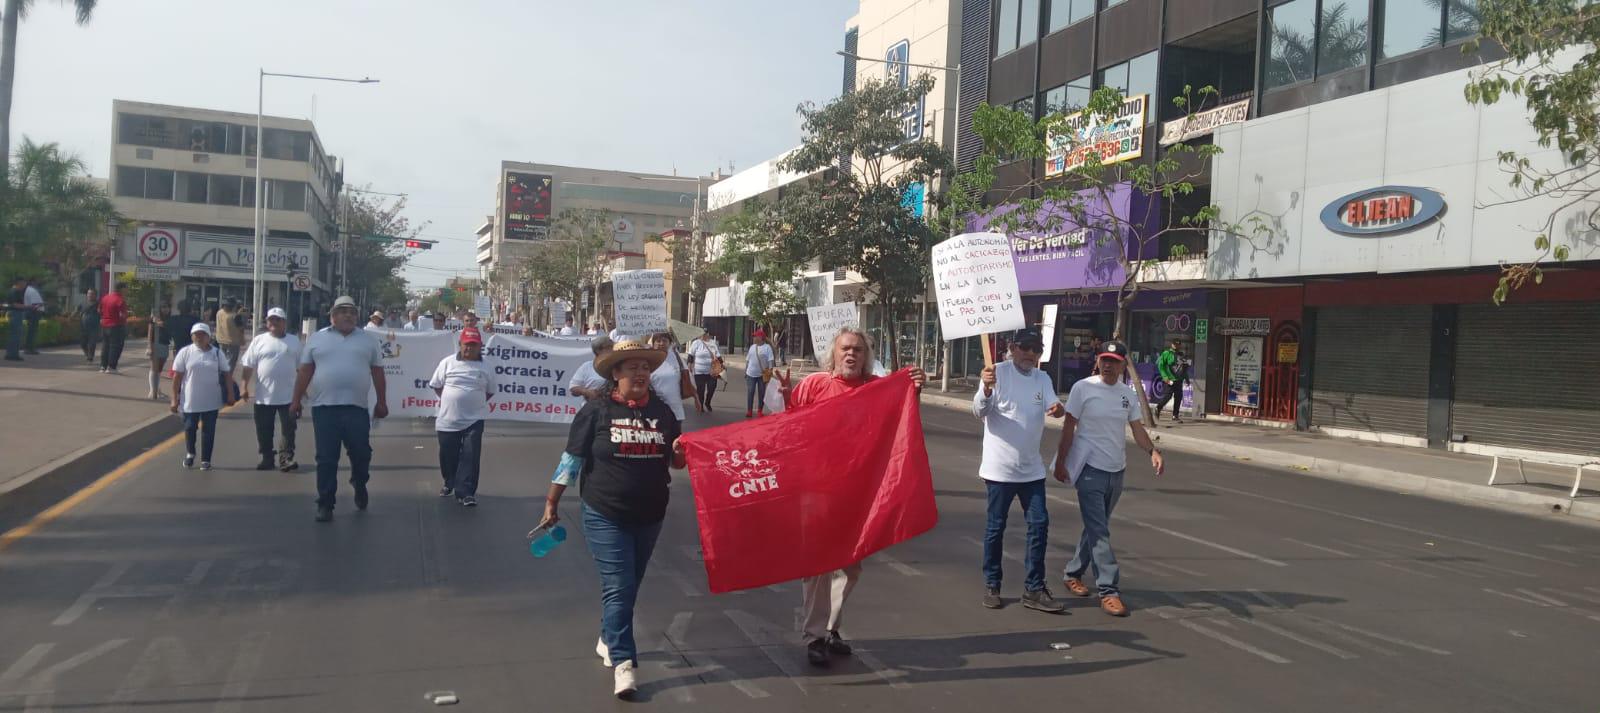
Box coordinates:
[582,504,663,666]
[312,405,372,509]
[182,410,219,461]
[982,478,1049,591]
[745,375,765,413]
[1064,465,1125,596]
[5,309,26,358]
[437,420,484,496]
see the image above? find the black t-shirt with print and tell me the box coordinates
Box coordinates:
[565,395,680,527]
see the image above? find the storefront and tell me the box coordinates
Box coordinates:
[114,225,327,323]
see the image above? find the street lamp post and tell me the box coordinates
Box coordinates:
[837,50,960,389]
[103,219,120,291]
[628,175,706,324]
[253,69,378,338]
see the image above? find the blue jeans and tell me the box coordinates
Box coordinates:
[582,503,663,666]
[983,478,1049,591]
[437,420,484,496]
[312,405,372,509]
[5,309,25,358]
[22,310,39,352]
[182,410,219,461]
[745,375,765,413]
[1064,465,1125,596]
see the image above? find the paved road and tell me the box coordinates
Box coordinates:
[1,398,1597,711]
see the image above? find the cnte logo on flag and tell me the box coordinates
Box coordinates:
[716,449,781,499]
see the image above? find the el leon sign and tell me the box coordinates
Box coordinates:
[1319,186,1445,236]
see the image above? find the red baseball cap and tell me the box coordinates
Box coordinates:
[1098,340,1130,361]
[753,329,767,338]
[460,327,483,345]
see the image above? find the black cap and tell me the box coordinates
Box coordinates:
[1012,328,1045,350]
[1098,340,1130,361]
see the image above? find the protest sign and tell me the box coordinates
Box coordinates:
[474,294,492,318]
[806,303,860,362]
[1040,303,1059,362]
[613,269,668,337]
[551,300,568,328]
[363,330,592,423]
[931,232,1025,343]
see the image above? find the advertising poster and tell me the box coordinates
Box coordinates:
[931,233,1025,342]
[1227,336,1264,409]
[613,269,668,337]
[1045,94,1147,177]
[504,172,553,240]
[806,303,861,362]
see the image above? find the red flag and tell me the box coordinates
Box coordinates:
[680,370,937,594]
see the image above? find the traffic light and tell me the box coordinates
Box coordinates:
[403,239,432,250]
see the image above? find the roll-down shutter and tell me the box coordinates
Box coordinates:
[1451,301,1600,455]
[1311,305,1431,438]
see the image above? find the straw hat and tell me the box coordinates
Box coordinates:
[594,339,665,376]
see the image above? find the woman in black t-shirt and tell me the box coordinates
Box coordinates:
[536,340,684,699]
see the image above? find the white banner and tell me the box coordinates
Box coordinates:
[474,294,492,317]
[369,331,594,423]
[932,232,1025,342]
[613,269,668,337]
[806,303,860,362]
[1040,303,1059,362]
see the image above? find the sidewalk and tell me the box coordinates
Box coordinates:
[0,339,173,521]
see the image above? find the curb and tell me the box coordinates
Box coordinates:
[919,391,1599,527]
[0,411,180,533]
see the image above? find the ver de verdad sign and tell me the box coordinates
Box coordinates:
[932,232,1025,342]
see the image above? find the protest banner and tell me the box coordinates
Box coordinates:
[805,303,860,362]
[932,232,1025,363]
[369,331,458,418]
[681,371,937,593]
[612,269,668,337]
[363,330,592,423]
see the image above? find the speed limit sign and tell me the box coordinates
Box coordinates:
[137,228,179,265]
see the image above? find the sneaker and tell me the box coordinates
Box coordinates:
[1100,594,1129,617]
[182,454,195,469]
[459,495,477,507]
[97,366,106,372]
[806,638,830,667]
[199,461,213,471]
[1022,588,1066,614]
[438,486,454,498]
[255,458,274,471]
[109,368,120,375]
[746,410,753,418]
[353,487,369,511]
[825,631,852,656]
[612,660,637,699]
[1063,577,1092,597]
[279,460,299,473]
[982,587,1003,609]
[596,638,613,667]
[314,506,333,523]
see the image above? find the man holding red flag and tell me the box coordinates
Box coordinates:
[777,327,926,666]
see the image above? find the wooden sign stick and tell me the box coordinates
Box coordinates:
[980,333,995,368]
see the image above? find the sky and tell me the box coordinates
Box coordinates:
[9,0,858,288]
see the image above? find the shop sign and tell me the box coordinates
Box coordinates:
[885,40,925,143]
[1319,186,1446,236]
[1276,341,1300,364]
[1195,318,1209,344]
[1228,336,1263,409]
[1045,94,1147,177]
[181,232,315,281]
[1159,98,1250,146]
[1216,316,1270,336]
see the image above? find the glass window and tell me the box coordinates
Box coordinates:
[115,167,144,198]
[1318,0,1370,76]
[996,0,1020,55]
[208,175,242,207]
[242,179,256,208]
[1105,0,1129,7]
[1266,0,1317,87]
[1013,95,1036,120]
[176,172,208,204]
[145,169,174,200]
[1020,0,1040,46]
[1042,85,1067,116]
[1445,0,1479,43]
[269,181,307,212]
[1048,0,1094,32]
[1097,60,1129,95]
[1126,51,1159,124]
[1065,76,1092,112]
[1381,0,1439,59]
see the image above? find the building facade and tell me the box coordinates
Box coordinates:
[109,100,341,321]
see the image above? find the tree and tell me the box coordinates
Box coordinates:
[770,74,952,367]
[341,190,419,309]
[1463,0,1592,303]
[0,137,114,290]
[519,208,611,325]
[648,221,722,324]
[1,0,100,179]
[714,199,808,345]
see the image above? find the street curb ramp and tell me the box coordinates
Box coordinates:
[0,412,181,533]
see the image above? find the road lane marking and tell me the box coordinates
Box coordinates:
[1513,588,1568,607]
[0,431,184,554]
[1204,591,1358,660]
[854,649,911,690]
[1483,588,1600,623]
[1483,587,1555,607]
[1385,541,1543,579]
[1048,493,1288,567]
[1122,548,1206,578]
[1280,537,1354,558]
[648,617,695,704]
[724,609,809,695]
[871,552,923,577]
[1163,616,1292,664]
[1198,481,1577,568]
[211,631,271,713]
[1544,588,1600,607]
[0,639,131,711]
[54,560,213,627]
[1327,540,1443,580]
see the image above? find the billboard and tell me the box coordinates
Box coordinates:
[1045,94,1147,177]
[504,172,553,240]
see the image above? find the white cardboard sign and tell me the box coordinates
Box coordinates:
[613,269,668,337]
[932,232,1025,342]
[806,302,861,362]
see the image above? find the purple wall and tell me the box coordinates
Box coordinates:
[966,183,1162,293]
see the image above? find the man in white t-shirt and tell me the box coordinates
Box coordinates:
[1051,339,1164,618]
[293,296,388,523]
[240,307,303,472]
[568,337,613,400]
[558,316,576,336]
[402,310,423,330]
[170,323,236,471]
[973,328,1065,613]
[429,327,497,506]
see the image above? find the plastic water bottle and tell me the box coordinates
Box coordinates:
[529,525,567,558]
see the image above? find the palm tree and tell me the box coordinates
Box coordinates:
[1426,0,1481,45]
[1,137,115,285]
[1,0,99,178]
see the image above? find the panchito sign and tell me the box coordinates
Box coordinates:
[931,232,1026,342]
[1319,186,1446,236]
[613,269,668,337]
[1159,98,1250,146]
[806,302,861,362]
[1045,94,1147,178]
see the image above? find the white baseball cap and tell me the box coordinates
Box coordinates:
[266,307,288,320]
[190,322,212,335]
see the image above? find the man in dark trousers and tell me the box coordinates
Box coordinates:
[1154,339,1187,422]
[5,278,28,361]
